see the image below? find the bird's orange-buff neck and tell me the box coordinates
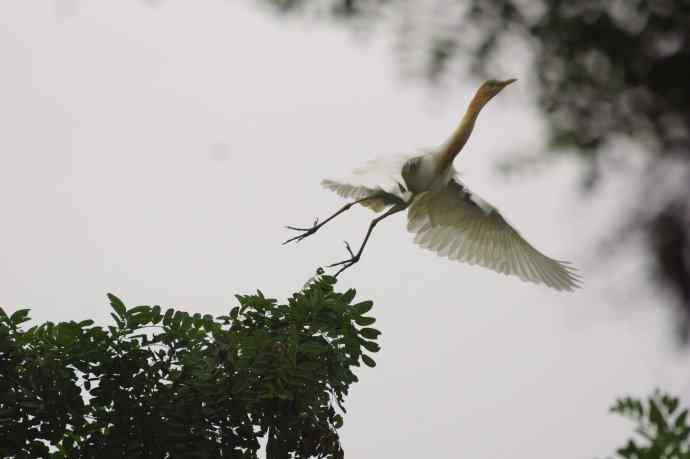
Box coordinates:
[438,92,486,171]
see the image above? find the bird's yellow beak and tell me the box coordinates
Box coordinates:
[499,78,517,87]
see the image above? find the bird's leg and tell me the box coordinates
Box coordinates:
[283,197,376,245]
[329,202,409,277]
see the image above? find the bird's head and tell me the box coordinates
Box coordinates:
[474,78,517,105]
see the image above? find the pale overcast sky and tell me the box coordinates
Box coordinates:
[1,2,689,458]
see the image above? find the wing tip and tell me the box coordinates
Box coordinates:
[321,179,337,189]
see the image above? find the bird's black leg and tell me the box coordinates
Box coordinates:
[283,197,376,245]
[329,202,409,277]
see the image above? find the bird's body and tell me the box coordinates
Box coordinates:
[402,153,449,193]
[286,79,581,291]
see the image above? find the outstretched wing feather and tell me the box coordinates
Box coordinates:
[407,180,581,291]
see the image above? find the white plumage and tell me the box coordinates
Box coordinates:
[286,78,581,291]
[406,179,580,291]
[320,162,580,291]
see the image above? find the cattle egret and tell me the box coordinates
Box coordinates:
[285,79,581,291]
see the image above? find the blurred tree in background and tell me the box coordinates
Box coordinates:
[0,275,380,458]
[258,0,690,341]
[607,391,690,459]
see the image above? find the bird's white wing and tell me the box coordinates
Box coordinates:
[321,152,422,212]
[407,180,581,291]
[351,152,416,179]
[321,180,404,212]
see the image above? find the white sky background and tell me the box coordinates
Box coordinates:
[1,1,689,457]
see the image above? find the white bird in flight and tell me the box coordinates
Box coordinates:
[285,79,581,291]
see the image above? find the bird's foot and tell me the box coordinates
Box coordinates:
[328,241,360,277]
[283,218,320,245]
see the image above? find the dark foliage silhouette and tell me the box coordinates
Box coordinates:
[0,275,380,458]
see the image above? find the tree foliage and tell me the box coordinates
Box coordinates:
[0,275,380,458]
[259,0,690,342]
[607,391,690,459]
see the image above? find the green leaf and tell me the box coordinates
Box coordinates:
[298,361,322,372]
[20,400,44,410]
[62,436,74,451]
[128,310,152,328]
[180,312,193,330]
[151,305,162,324]
[675,409,688,428]
[352,301,373,316]
[663,394,679,414]
[192,312,203,328]
[610,397,643,418]
[300,341,328,355]
[108,293,126,318]
[361,354,376,367]
[616,440,639,459]
[359,328,381,340]
[202,314,215,330]
[322,275,337,285]
[231,374,250,394]
[57,322,78,343]
[10,308,30,325]
[163,308,174,326]
[341,289,356,305]
[110,313,124,328]
[355,316,376,326]
[126,305,150,317]
[649,399,667,432]
[360,340,380,353]
[680,425,690,442]
[29,441,50,455]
